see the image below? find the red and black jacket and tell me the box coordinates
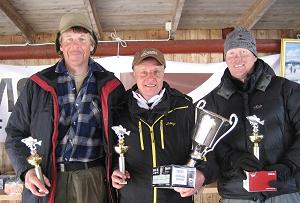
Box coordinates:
[5,60,125,203]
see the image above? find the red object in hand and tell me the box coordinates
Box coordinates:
[243,171,277,192]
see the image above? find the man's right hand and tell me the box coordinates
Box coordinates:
[228,151,263,179]
[111,169,130,189]
[24,168,51,196]
[230,152,263,172]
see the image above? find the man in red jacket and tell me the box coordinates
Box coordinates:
[5,12,125,203]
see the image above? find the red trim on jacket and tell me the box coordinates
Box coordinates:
[100,78,121,203]
[31,74,59,203]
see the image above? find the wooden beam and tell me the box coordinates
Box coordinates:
[82,0,104,40]
[170,0,186,39]
[222,28,234,39]
[238,0,277,29]
[293,23,300,38]
[0,0,35,43]
[0,39,280,60]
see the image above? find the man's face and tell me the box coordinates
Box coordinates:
[225,48,257,82]
[60,29,93,70]
[133,58,165,101]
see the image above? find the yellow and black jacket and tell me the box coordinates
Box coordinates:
[113,82,218,203]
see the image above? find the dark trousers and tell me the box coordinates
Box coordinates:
[222,192,300,203]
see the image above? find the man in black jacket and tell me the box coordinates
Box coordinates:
[202,27,300,202]
[5,12,125,203]
[111,48,218,203]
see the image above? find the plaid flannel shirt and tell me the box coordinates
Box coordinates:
[55,59,104,162]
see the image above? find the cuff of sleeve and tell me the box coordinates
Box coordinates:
[195,162,214,185]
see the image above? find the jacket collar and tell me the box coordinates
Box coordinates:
[35,59,114,90]
[132,88,166,110]
[127,82,171,115]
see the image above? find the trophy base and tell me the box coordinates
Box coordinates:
[152,165,196,188]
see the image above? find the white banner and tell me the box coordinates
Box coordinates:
[0,54,280,142]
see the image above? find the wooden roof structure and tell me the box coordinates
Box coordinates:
[1,0,300,44]
[0,0,299,59]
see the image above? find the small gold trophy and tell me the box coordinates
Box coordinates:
[246,115,264,160]
[112,125,130,184]
[21,137,45,185]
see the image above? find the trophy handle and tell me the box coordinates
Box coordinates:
[195,99,206,109]
[195,100,206,123]
[203,113,238,155]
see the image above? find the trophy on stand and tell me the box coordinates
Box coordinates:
[243,115,276,192]
[112,125,130,184]
[153,99,238,188]
[187,100,238,167]
[246,115,264,160]
[21,137,45,185]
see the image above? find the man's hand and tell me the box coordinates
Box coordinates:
[111,169,130,189]
[174,170,205,197]
[24,168,51,196]
[228,151,263,179]
[264,164,293,190]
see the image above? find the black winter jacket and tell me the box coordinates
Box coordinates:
[113,82,218,203]
[5,60,125,203]
[203,59,300,200]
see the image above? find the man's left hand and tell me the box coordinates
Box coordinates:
[174,170,205,197]
[264,163,292,190]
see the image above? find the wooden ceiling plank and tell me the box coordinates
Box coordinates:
[0,0,35,43]
[170,0,186,39]
[82,0,104,40]
[238,0,277,29]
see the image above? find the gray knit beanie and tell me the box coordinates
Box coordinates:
[224,26,257,56]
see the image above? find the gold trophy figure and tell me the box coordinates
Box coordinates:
[246,115,264,160]
[21,137,45,185]
[112,125,130,184]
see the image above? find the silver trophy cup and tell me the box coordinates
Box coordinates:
[187,100,238,167]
